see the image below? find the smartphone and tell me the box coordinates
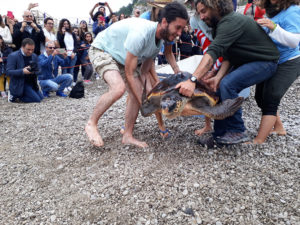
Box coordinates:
[99,2,105,6]
[57,48,66,54]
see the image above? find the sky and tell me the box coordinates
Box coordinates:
[1,0,133,24]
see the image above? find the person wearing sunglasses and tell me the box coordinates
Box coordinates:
[38,41,73,98]
[12,10,45,55]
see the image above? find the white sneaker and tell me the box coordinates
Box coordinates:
[67,86,72,91]
[95,74,100,80]
[64,88,68,93]
[1,91,7,98]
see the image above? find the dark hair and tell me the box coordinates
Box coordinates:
[195,0,234,17]
[261,0,300,15]
[158,2,189,24]
[21,38,35,47]
[44,17,53,25]
[118,13,125,20]
[58,18,72,34]
[84,32,93,44]
[0,15,4,28]
[0,35,7,51]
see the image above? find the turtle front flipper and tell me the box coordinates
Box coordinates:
[189,97,244,119]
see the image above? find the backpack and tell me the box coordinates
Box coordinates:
[69,81,84,99]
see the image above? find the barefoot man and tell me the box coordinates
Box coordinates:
[85,2,189,148]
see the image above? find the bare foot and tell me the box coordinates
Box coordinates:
[194,126,212,136]
[270,129,287,136]
[85,122,104,147]
[122,134,148,148]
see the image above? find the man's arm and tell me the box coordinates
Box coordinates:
[125,52,141,105]
[164,44,180,74]
[204,60,231,92]
[175,53,214,97]
[89,3,99,20]
[105,2,113,16]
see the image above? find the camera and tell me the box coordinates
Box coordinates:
[26,21,32,26]
[99,2,105,6]
[28,61,39,73]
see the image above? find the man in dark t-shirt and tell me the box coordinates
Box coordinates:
[176,0,279,145]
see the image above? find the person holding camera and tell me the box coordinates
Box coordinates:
[38,41,73,98]
[89,2,113,24]
[6,38,43,103]
[12,10,45,55]
[92,12,108,37]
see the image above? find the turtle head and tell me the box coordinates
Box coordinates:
[161,92,185,119]
[140,80,161,117]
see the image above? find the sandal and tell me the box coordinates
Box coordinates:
[160,128,171,139]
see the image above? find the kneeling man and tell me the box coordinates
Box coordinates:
[38,41,73,97]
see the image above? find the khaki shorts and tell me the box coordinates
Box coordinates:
[89,46,141,80]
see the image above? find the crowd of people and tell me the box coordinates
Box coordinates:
[0,0,299,148]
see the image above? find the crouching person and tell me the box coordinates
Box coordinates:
[7,38,43,103]
[38,41,73,97]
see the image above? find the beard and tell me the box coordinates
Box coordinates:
[204,15,219,28]
[160,25,174,42]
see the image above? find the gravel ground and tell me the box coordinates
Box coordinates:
[0,75,299,225]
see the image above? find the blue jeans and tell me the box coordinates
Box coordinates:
[19,83,43,103]
[39,74,73,93]
[62,55,77,78]
[213,61,277,137]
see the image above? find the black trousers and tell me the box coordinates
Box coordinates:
[255,56,300,116]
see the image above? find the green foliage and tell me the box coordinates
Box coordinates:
[117,0,139,16]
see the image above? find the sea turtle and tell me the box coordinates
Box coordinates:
[140,72,244,119]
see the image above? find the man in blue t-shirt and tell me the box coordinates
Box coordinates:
[85,2,189,148]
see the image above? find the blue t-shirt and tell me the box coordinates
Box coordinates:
[268,5,300,64]
[140,11,151,20]
[92,18,163,65]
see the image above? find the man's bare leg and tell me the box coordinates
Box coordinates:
[122,75,148,148]
[85,70,126,147]
[195,116,212,136]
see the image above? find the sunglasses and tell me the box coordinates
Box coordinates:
[25,15,33,18]
[47,47,56,49]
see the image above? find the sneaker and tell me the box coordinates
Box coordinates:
[95,74,100,80]
[216,131,250,145]
[83,80,92,84]
[56,91,68,97]
[1,91,7,98]
[42,91,49,98]
[8,91,15,103]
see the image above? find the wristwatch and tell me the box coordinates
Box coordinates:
[190,76,197,83]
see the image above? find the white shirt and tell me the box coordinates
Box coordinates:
[0,26,12,44]
[40,28,57,54]
[64,32,74,56]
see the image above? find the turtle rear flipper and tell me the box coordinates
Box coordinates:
[193,97,244,120]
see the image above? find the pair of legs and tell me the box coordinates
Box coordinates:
[213,61,277,143]
[254,57,300,144]
[81,60,93,80]
[0,74,10,97]
[62,55,77,81]
[85,69,158,148]
[13,83,43,103]
[39,74,73,94]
